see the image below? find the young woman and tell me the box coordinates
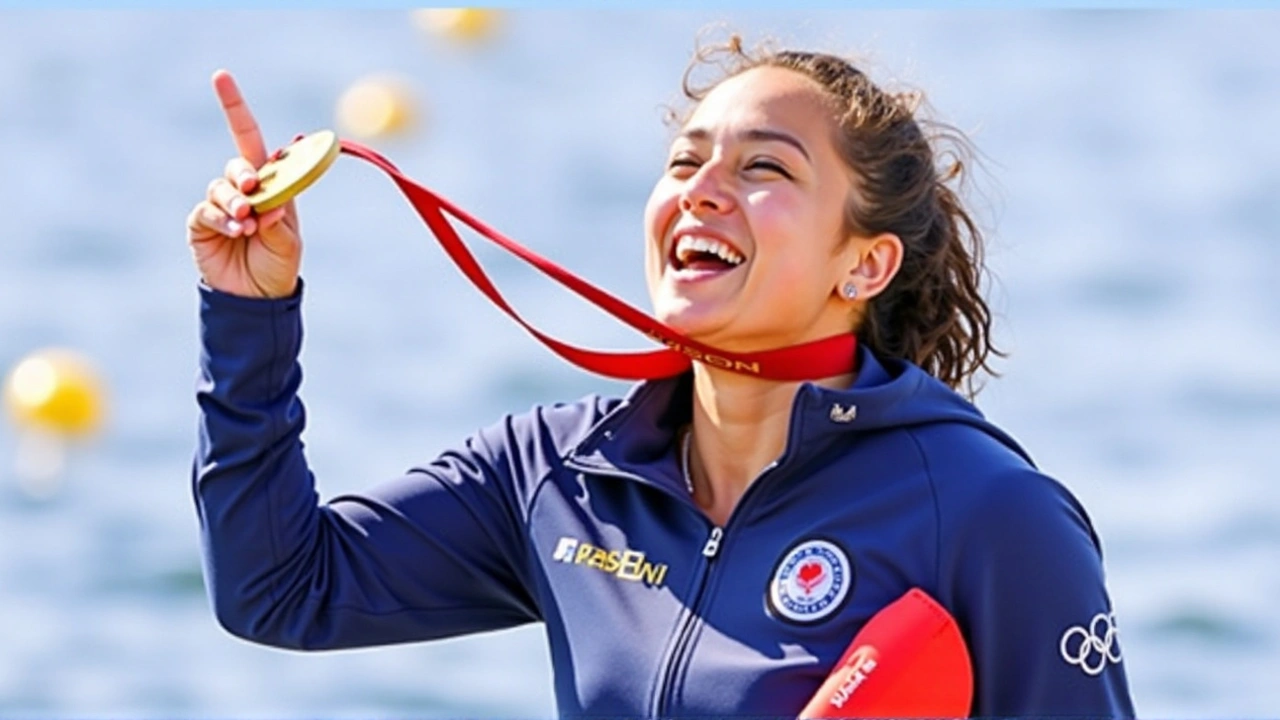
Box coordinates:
[187,37,1135,718]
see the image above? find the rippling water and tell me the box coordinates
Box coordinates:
[0,10,1277,718]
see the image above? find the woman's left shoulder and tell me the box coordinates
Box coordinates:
[905,419,1101,552]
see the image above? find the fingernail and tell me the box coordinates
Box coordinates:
[227,219,244,236]
[238,172,257,191]
[229,197,246,217]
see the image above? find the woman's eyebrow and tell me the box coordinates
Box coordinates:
[679,127,811,162]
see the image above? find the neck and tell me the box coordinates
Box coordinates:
[685,363,854,526]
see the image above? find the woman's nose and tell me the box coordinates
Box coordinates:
[679,164,735,214]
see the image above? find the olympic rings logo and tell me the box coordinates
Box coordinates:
[1059,612,1122,676]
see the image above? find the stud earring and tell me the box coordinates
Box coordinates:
[842,282,859,300]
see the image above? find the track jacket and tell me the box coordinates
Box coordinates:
[193,281,1135,718]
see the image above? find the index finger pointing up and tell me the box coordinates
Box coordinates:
[212,69,268,167]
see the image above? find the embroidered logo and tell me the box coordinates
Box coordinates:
[829,403,858,423]
[550,535,669,587]
[1060,612,1122,676]
[767,539,853,624]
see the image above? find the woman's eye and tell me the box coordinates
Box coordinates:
[746,160,791,178]
[668,157,700,171]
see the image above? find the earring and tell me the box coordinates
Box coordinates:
[842,282,859,300]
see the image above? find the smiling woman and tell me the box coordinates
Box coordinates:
[650,40,998,396]
[188,33,1135,719]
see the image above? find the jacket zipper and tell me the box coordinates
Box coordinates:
[652,524,723,718]
[701,526,724,558]
[652,456,784,717]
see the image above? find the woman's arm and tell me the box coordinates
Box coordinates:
[938,467,1136,718]
[193,282,540,651]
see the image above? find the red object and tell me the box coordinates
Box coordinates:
[800,588,973,719]
[798,563,826,593]
[335,139,859,382]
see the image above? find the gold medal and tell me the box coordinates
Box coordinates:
[245,130,341,213]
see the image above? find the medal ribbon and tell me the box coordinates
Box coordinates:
[334,138,857,381]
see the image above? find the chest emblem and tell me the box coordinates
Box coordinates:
[767,538,853,624]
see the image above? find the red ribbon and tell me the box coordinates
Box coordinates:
[338,139,858,381]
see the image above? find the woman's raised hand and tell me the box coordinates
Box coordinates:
[186,70,302,299]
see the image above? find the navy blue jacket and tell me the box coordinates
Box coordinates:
[193,282,1135,718]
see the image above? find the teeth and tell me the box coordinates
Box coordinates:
[674,235,744,267]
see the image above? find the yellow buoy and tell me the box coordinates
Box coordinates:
[335,74,420,140]
[3,349,106,439]
[412,8,501,43]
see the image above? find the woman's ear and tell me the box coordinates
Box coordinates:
[837,232,903,302]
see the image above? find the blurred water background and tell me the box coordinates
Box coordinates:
[0,9,1277,718]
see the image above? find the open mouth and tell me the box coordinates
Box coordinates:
[669,234,746,274]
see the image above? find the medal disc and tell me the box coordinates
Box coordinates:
[246,130,341,213]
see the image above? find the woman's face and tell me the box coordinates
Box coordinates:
[644,66,861,354]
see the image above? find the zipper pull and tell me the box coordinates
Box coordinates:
[702,526,724,559]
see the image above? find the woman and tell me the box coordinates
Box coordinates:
[187,37,1135,718]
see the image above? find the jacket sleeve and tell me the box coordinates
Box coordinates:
[192,281,540,651]
[939,468,1136,718]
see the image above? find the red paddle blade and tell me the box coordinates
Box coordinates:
[800,588,973,719]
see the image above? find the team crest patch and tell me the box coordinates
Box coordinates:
[767,538,853,624]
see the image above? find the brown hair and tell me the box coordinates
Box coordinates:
[674,35,1004,399]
